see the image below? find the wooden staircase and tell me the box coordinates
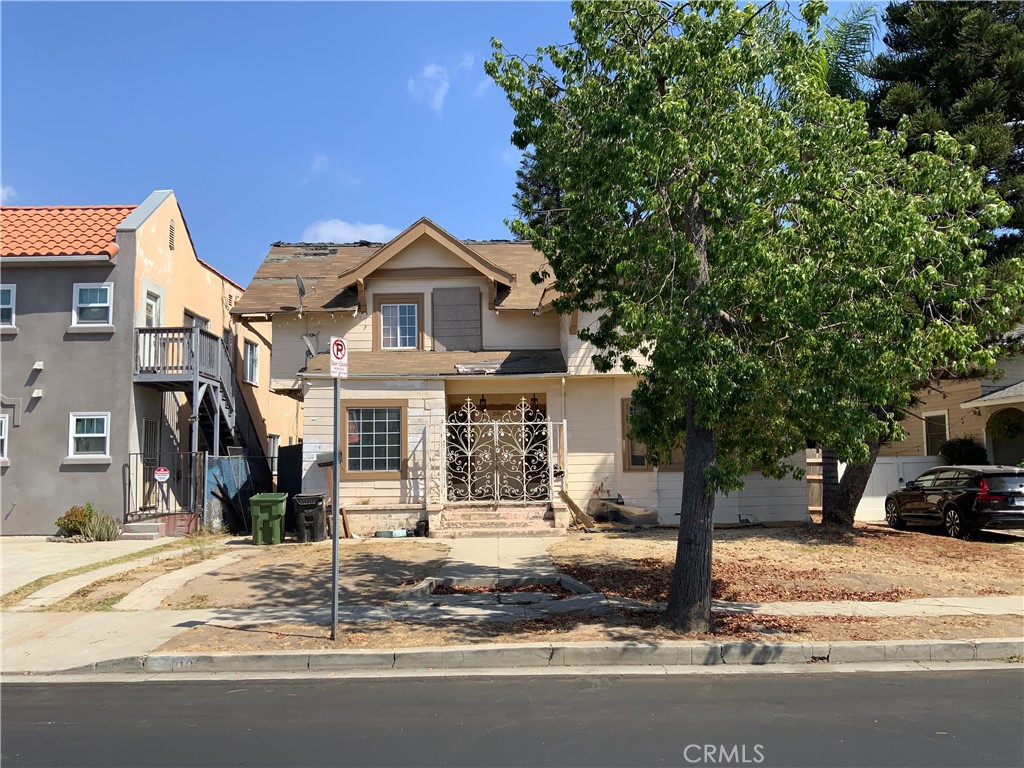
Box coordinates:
[433,504,564,538]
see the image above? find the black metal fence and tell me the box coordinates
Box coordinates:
[125,451,202,520]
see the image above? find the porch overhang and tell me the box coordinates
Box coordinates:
[960,381,1024,410]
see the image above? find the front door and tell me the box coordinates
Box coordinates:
[444,398,551,503]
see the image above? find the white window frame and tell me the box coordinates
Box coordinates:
[0,284,16,332]
[243,340,259,385]
[144,292,161,328]
[66,412,111,464]
[923,410,949,457]
[71,282,114,329]
[0,413,9,465]
[381,303,419,350]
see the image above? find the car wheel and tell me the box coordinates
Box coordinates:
[943,506,970,540]
[884,499,906,530]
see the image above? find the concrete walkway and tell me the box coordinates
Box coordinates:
[1,536,176,596]
[436,536,558,580]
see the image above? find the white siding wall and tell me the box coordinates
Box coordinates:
[844,456,940,522]
[301,379,446,505]
[562,376,808,525]
[271,313,365,388]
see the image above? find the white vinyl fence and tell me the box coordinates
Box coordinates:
[840,456,940,521]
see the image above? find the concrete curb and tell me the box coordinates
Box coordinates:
[55,637,1024,676]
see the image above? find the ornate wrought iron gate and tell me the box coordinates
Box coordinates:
[442,398,555,503]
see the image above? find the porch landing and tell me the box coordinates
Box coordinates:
[433,505,564,539]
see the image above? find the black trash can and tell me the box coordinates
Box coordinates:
[293,494,327,543]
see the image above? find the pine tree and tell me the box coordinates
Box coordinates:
[867,1,1024,261]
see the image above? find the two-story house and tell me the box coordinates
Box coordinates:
[0,190,301,535]
[231,218,806,536]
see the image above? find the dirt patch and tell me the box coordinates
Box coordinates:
[48,538,449,612]
[550,524,1024,603]
[159,539,450,609]
[158,612,1024,653]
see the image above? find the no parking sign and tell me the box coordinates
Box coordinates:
[330,337,348,378]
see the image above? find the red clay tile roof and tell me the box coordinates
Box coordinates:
[0,205,136,259]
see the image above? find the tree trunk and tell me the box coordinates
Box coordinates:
[821,439,883,527]
[661,395,717,633]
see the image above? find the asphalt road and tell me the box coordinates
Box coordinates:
[3,670,1022,768]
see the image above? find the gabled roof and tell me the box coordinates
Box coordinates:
[339,218,516,285]
[233,219,555,316]
[0,205,136,260]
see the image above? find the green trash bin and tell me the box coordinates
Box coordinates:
[249,493,288,545]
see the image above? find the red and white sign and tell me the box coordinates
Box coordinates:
[330,336,348,379]
[154,466,170,483]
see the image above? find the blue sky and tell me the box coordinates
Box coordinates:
[2,1,873,286]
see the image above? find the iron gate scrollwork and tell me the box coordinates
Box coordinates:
[444,398,552,502]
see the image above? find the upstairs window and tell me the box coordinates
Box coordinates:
[184,310,209,329]
[243,340,259,385]
[144,292,161,328]
[0,285,15,327]
[373,294,423,351]
[72,283,113,327]
[382,304,418,349]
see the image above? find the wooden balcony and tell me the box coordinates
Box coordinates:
[134,327,223,388]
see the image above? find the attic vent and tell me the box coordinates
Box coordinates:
[224,294,235,309]
[169,220,176,251]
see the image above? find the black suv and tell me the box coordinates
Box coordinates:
[884,465,1024,539]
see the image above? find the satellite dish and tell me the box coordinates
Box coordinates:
[301,334,318,359]
[295,274,306,318]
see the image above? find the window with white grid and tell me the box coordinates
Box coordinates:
[346,407,402,472]
[381,304,418,349]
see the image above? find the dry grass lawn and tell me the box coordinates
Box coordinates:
[158,523,1024,653]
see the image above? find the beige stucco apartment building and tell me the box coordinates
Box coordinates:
[232,218,806,536]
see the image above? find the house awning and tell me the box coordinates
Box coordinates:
[960,381,1024,409]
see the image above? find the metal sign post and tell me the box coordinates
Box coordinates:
[329,337,348,641]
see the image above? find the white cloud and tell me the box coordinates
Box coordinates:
[309,154,330,174]
[301,219,399,243]
[473,78,493,98]
[408,53,476,115]
[1,185,17,204]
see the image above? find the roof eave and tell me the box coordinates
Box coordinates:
[1,253,116,266]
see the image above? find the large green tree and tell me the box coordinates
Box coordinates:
[823,1,1024,525]
[488,0,1020,632]
[867,1,1023,261]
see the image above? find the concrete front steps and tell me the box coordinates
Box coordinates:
[119,521,166,541]
[434,505,565,538]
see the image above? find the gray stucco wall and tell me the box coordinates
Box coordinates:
[0,255,136,534]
